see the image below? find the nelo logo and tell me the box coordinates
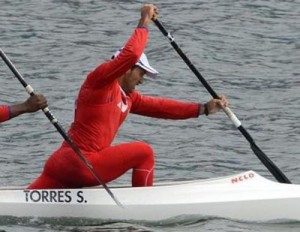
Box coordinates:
[231,172,255,184]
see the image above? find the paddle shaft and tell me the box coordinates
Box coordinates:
[0,49,123,206]
[153,19,291,184]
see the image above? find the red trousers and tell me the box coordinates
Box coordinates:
[28,141,154,189]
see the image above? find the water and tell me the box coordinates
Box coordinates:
[0,0,299,231]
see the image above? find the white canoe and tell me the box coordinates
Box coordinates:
[0,170,300,222]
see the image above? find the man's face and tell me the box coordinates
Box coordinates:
[121,66,146,94]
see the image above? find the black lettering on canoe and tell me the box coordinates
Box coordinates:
[30,190,41,202]
[77,191,86,203]
[50,190,57,202]
[65,191,72,203]
[41,190,49,202]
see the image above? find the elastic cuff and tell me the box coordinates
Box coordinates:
[8,105,12,119]
[204,104,209,116]
[197,104,201,117]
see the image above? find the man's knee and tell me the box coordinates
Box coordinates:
[135,141,154,160]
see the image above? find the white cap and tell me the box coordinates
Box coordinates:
[112,49,159,78]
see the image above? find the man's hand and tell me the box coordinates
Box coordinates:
[201,95,229,115]
[24,94,48,112]
[138,4,158,28]
[8,94,48,119]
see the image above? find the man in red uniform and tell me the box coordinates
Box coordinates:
[0,95,47,123]
[28,4,228,189]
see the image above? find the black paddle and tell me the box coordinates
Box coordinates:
[153,19,291,184]
[0,48,124,206]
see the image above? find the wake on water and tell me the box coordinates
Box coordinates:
[0,215,299,232]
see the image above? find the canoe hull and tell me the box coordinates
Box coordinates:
[1,171,300,221]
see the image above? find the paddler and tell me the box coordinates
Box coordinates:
[28,3,228,189]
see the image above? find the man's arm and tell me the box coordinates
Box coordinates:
[84,4,158,89]
[130,91,200,119]
[0,94,47,123]
[0,105,10,122]
[130,91,228,119]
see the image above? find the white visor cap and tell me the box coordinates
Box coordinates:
[112,49,159,78]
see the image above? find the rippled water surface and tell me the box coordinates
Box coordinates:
[0,0,299,231]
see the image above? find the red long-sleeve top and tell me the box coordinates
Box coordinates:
[0,106,10,123]
[67,28,200,152]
